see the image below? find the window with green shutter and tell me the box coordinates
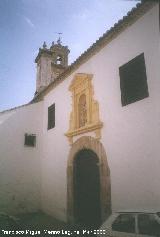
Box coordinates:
[48,103,55,130]
[24,134,36,147]
[119,53,149,106]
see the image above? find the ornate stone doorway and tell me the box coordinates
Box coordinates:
[67,136,111,226]
[74,149,101,227]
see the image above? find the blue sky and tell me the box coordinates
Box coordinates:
[0,0,140,111]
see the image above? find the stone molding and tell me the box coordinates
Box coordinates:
[65,73,103,144]
[67,136,111,224]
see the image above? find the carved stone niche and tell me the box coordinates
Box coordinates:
[65,73,103,144]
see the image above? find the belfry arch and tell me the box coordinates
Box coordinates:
[67,136,111,225]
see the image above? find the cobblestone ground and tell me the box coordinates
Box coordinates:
[0,212,97,237]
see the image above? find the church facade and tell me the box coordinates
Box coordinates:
[0,1,159,226]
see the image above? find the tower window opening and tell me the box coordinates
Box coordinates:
[56,55,62,65]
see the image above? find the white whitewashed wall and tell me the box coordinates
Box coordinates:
[0,102,43,214]
[41,4,160,221]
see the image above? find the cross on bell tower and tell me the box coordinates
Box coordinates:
[56,32,62,45]
[35,37,70,93]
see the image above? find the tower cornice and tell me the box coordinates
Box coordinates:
[35,48,53,63]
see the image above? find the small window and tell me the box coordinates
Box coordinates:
[138,214,160,236]
[48,103,55,130]
[112,214,135,233]
[56,55,62,65]
[119,53,149,106]
[24,134,36,147]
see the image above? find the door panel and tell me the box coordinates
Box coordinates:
[73,149,101,228]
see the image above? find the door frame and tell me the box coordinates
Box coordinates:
[67,136,111,224]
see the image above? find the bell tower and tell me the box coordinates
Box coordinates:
[35,38,70,93]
